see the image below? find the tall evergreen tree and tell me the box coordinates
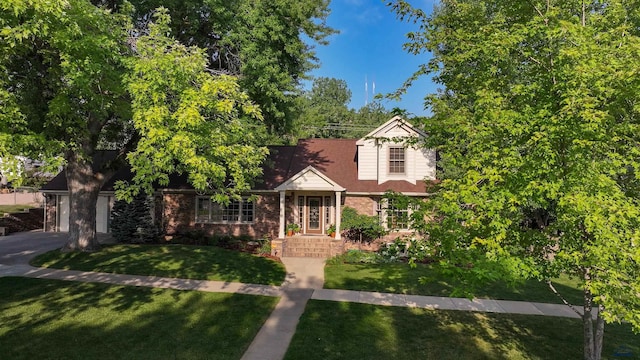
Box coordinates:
[111,194,159,244]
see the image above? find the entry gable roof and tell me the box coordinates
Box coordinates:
[356,116,427,145]
[275,165,345,192]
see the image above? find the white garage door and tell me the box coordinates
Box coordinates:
[96,196,110,233]
[58,195,69,232]
[58,195,111,233]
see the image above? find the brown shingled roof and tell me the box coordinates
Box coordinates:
[42,140,431,194]
[258,138,429,193]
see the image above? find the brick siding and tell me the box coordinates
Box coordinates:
[162,192,294,240]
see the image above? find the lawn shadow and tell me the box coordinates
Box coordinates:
[286,299,639,360]
[325,262,584,305]
[31,244,287,286]
[0,277,278,360]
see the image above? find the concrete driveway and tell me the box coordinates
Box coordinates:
[0,230,68,265]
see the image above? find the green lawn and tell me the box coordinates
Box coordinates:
[0,277,278,360]
[286,300,640,360]
[32,244,286,286]
[325,263,584,305]
[0,204,33,216]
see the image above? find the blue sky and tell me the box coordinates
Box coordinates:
[308,0,437,117]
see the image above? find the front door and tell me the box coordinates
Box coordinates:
[306,197,323,234]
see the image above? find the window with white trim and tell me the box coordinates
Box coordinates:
[196,197,254,223]
[388,147,405,174]
[376,198,410,230]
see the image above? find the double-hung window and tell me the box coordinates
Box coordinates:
[388,147,405,174]
[196,197,254,223]
[377,198,410,230]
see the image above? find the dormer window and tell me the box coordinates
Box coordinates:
[388,147,405,174]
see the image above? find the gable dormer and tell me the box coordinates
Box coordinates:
[356,116,436,185]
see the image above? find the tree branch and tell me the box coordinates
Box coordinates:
[546,279,583,316]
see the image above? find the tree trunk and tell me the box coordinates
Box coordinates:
[61,156,104,252]
[583,271,605,360]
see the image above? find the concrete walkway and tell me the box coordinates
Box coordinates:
[0,231,586,360]
[241,258,325,360]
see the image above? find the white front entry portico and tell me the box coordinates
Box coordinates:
[275,166,345,239]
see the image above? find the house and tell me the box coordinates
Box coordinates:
[41,116,436,256]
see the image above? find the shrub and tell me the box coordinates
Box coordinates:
[378,238,408,262]
[326,250,383,264]
[340,207,387,242]
[378,236,438,264]
[257,238,272,256]
[111,194,160,244]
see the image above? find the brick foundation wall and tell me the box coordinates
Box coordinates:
[162,191,420,252]
[343,195,377,216]
[163,192,293,240]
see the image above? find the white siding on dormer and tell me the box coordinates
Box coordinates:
[357,140,377,180]
[384,124,413,138]
[416,148,437,180]
[356,116,437,185]
[379,143,419,185]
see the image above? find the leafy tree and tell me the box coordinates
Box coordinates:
[1,2,267,251]
[389,1,640,359]
[296,77,354,138]
[95,0,335,135]
[345,101,392,138]
[295,77,393,139]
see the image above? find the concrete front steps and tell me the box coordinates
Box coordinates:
[281,236,338,258]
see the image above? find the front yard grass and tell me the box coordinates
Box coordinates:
[325,262,584,305]
[0,277,278,360]
[31,244,286,286]
[286,300,640,360]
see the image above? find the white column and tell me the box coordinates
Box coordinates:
[335,191,342,240]
[278,191,286,239]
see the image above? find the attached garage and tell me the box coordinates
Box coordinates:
[51,194,114,233]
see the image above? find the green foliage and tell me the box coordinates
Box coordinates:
[296,77,354,138]
[257,237,272,256]
[110,194,159,244]
[0,0,132,160]
[390,0,640,354]
[341,206,387,242]
[116,0,336,134]
[119,9,268,202]
[347,101,393,138]
[286,223,300,232]
[377,238,408,262]
[326,250,383,265]
[326,223,336,234]
[294,77,393,139]
[377,236,438,265]
[1,0,329,249]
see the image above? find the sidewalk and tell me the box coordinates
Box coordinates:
[0,261,583,320]
[0,234,586,360]
[0,259,585,360]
